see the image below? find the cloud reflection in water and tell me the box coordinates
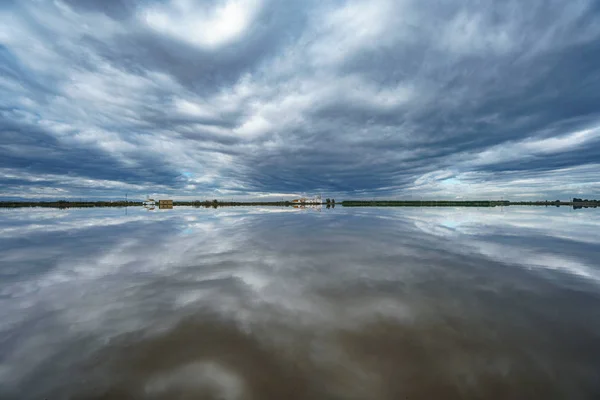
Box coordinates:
[0,206,599,399]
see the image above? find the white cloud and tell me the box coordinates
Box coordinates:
[142,0,263,48]
[469,127,600,167]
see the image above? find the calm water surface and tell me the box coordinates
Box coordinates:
[1,206,599,399]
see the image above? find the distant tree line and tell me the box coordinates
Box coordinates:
[572,198,599,209]
[0,200,142,208]
[2,197,598,209]
[174,199,296,208]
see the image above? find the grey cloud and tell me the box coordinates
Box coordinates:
[61,0,138,19]
[82,0,314,92]
[1,0,599,200]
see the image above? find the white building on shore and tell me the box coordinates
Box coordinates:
[291,194,322,204]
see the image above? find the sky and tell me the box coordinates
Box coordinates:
[1,0,599,201]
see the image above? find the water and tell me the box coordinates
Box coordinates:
[1,206,599,399]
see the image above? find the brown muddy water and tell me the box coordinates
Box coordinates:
[0,206,599,399]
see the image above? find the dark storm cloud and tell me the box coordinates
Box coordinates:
[82,0,312,92]
[1,0,599,200]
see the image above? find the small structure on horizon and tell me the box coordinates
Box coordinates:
[291,195,322,204]
[143,198,155,206]
[158,199,173,209]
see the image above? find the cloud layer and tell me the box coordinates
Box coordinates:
[1,0,600,200]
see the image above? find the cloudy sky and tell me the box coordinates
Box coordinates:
[1,0,599,200]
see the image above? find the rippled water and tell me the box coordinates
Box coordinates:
[1,206,599,399]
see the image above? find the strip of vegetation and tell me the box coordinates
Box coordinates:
[174,200,295,208]
[0,200,296,209]
[341,200,599,207]
[1,199,597,208]
[0,201,143,208]
[341,200,510,207]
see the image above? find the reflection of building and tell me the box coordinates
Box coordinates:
[291,195,322,204]
[143,197,156,211]
[158,199,173,209]
[293,203,322,212]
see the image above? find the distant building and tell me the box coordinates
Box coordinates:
[143,198,155,206]
[158,199,173,209]
[291,195,322,204]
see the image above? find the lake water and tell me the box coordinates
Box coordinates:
[1,206,599,399]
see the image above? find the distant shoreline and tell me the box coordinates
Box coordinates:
[0,200,598,209]
[340,200,598,208]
